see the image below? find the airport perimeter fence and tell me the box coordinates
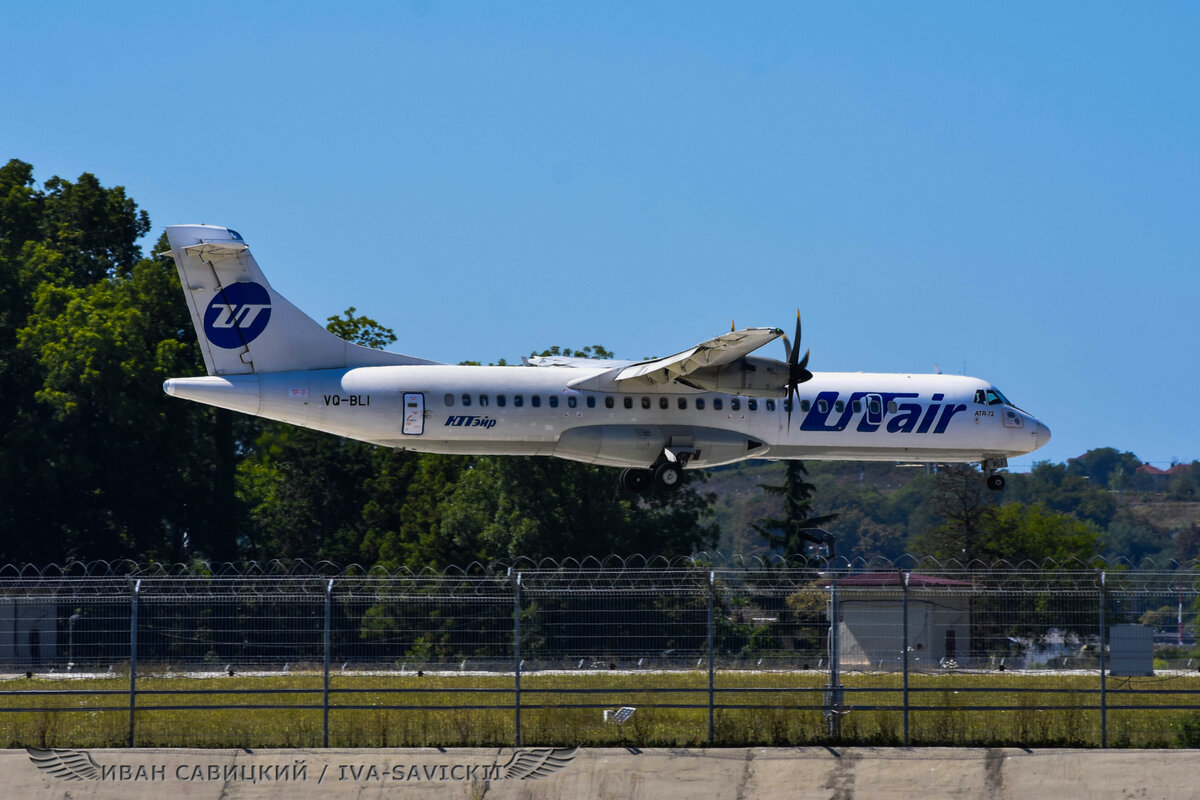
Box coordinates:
[3,555,1200,748]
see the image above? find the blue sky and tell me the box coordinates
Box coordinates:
[4,2,1198,469]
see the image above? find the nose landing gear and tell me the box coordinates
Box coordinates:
[983,458,1008,491]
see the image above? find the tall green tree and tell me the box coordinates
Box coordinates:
[1,160,223,563]
[751,460,837,558]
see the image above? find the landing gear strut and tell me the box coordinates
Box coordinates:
[983,458,1008,491]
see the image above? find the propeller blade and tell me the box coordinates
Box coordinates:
[782,310,811,430]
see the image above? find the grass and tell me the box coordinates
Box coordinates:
[3,670,1200,749]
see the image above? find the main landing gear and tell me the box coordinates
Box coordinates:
[621,449,692,494]
[620,462,682,493]
[983,458,1008,491]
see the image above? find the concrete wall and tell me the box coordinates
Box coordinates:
[7,746,1199,800]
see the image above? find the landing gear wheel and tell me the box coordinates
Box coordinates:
[654,462,683,491]
[620,468,653,494]
[986,474,1006,491]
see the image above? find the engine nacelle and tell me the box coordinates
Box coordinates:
[554,425,767,468]
[679,356,788,398]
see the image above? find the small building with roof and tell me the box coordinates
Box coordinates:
[827,573,973,668]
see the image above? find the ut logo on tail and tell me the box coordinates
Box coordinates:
[203,282,272,348]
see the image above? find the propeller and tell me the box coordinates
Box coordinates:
[779,310,813,428]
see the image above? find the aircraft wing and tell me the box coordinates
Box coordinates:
[614,327,783,387]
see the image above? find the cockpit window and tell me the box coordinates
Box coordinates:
[986,387,1011,406]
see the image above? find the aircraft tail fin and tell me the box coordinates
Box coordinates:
[162,225,436,376]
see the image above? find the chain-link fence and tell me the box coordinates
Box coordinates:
[2,557,1199,748]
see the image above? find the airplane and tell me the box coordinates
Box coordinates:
[160,224,1050,495]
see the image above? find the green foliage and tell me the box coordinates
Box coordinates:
[0,162,221,562]
[913,501,1100,565]
[438,456,717,562]
[1066,447,1141,491]
[751,460,837,558]
[530,344,614,359]
[325,306,397,350]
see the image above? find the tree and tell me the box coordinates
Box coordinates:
[751,460,837,558]
[1066,447,1141,491]
[438,456,717,563]
[911,464,994,564]
[324,307,397,351]
[1,161,220,563]
[914,502,1099,565]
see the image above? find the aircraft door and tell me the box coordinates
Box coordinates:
[402,393,424,435]
[865,394,884,426]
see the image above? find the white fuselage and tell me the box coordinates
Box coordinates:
[164,365,1049,470]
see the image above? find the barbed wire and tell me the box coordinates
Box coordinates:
[2,552,1200,577]
[0,554,1196,598]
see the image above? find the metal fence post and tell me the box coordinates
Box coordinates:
[324,578,333,748]
[1099,571,1107,748]
[827,575,842,740]
[902,569,910,746]
[708,570,715,746]
[128,578,140,748]
[514,570,522,747]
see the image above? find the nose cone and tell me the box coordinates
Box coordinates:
[1033,420,1052,450]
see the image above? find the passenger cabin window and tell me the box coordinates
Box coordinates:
[800,399,811,412]
[696,398,705,410]
[624,397,633,409]
[444,394,454,407]
[713,398,723,411]
[514,395,524,407]
[817,399,828,414]
[834,400,844,413]
[783,398,792,412]
[659,397,669,410]
[766,399,775,412]
[479,394,489,407]
[549,395,559,408]
[678,398,688,410]
[868,398,881,415]
[461,394,471,407]
[748,399,758,411]
[605,396,614,409]
[587,396,596,408]
[731,398,741,411]
[497,394,506,407]
[888,401,898,414]
[568,396,577,408]
[853,400,862,413]
[641,397,651,410]
[532,395,541,408]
